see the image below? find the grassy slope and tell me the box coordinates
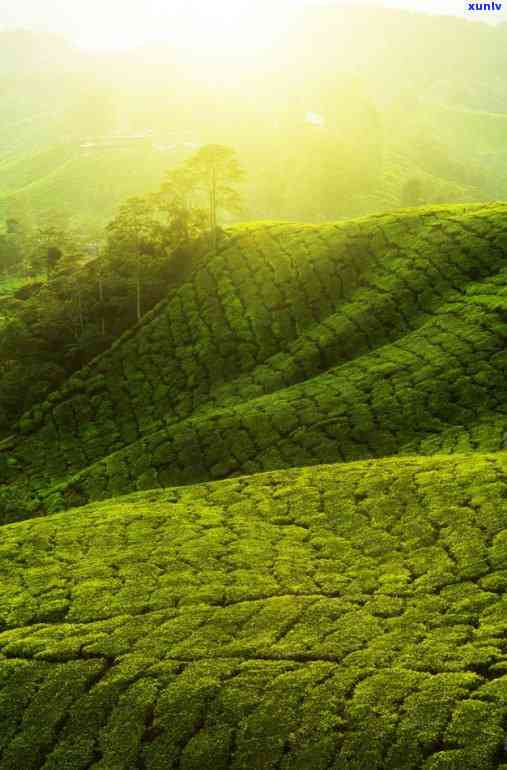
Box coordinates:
[0,204,506,768]
[0,144,178,223]
[1,452,506,769]
[1,203,506,522]
[428,105,507,157]
[354,149,485,215]
[0,145,79,195]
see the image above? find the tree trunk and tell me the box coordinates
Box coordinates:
[98,273,105,336]
[136,264,142,323]
[211,165,217,255]
[77,288,84,335]
[209,187,214,252]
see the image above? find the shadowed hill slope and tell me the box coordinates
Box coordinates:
[1,451,506,770]
[1,204,506,523]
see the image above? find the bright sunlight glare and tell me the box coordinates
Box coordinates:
[74,0,287,56]
[3,1,498,55]
[69,0,472,54]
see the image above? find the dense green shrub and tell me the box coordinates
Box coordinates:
[1,204,507,521]
[0,453,506,768]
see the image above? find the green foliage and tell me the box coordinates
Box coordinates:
[0,204,506,767]
[156,166,208,245]
[185,144,245,222]
[2,10,507,765]
[401,177,424,207]
[0,453,506,768]
[1,203,506,518]
[0,187,212,434]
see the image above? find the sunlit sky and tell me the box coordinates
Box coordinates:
[1,1,504,52]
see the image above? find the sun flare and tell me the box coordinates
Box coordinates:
[76,0,285,57]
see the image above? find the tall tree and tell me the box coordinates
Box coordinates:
[401,178,424,207]
[185,145,245,253]
[95,260,107,338]
[0,217,30,276]
[155,167,207,246]
[0,230,19,276]
[105,196,163,322]
[25,212,82,279]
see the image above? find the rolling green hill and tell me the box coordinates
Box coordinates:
[345,147,485,218]
[1,203,506,522]
[0,205,506,768]
[0,143,184,224]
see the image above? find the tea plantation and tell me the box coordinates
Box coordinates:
[0,204,506,768]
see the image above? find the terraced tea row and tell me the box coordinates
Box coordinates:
[0,205,506,768]
[1,452,507,769]
[1,204,506,523]
[1,452,506,769]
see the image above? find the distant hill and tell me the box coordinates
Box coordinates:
[2,8,507,223]
[0,141,189,223]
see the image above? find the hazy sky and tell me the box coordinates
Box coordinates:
[1,1,503,51]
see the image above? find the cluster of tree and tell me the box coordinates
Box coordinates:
[0,220,18,274]
[106,143,244,320]
[0,145,245,435]
[0,211,90,281]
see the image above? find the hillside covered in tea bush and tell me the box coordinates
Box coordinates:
[0,204,506,769]
[0,203,506,521]
[1,451,506,770]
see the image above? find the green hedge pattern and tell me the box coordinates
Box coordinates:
[0,204,506,522]
[0,205,506,768]
[1,453,506,769]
